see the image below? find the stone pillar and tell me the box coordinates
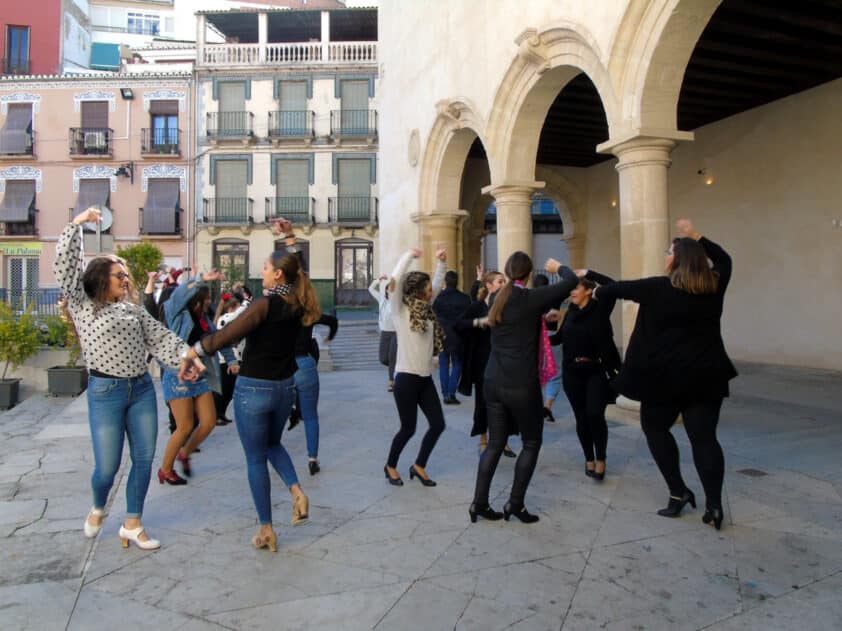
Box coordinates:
[321,11,331,61]
[604,136,676,349]
[562,234,585,270]
[481,182,544,272]
[197,14,206,63]
[411,210,469,275]
[258,13,268,63]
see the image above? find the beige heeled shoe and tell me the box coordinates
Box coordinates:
[252,530,278,552]
[292,493,309,526]
[83,507,105,538]
[118,525,161,550]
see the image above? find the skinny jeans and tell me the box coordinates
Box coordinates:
[387,373,446,469]
[87,374,158,518]
[293,355,320,459]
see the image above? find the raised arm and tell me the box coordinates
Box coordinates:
[388,249,417,315]
[54,209,100,309]
[699,237,732,293]
[368,277,384,303]
[532,264,579,312]
[430,248,447,298]
[594,277,663,304]
[584,270,615,286]
[316,313,339,341]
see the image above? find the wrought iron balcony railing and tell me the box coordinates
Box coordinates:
[328,196,378,225]
[1,58,31,75]
[206,112,254,139]
[264,197,315,225]
[202,198,254,225]
[330,110,378,138]
[69,127,113,156]
[268,111,315,139]
[141,128,181,155]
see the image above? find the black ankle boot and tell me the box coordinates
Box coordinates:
[657,490,696,517]
[503,502,539,523]
[469,503,503,523]
[702,507,724,530]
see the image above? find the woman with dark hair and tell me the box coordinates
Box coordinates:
[470,252,578,523]
[370,274,397,391]
[383,247,447,487]
[594,219,736,529]
[543,268,621,481]
[159,271,237,484]
[54,208,203,550]
[184,219,314,551]
[213,292,244,425]
[455,268,510,453]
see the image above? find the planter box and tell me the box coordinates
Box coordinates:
[47,366,88,397]
[0,378,21,409]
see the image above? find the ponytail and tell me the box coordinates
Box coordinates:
[293,271,321,326]
[488,252,533,327]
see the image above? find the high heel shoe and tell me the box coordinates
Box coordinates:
[502,446,517,458]
[252,530,278,552]
[469,503,503,523]
[702,507,724,530]
[585,462,596,478]
[309,460,320,476]
[118,525,160,550]
[657,490,696,517]
[292,493,309,526]
[593,461,606,482]
[83,507,105,538]
[383,465,403,486]
[157,468,187,485]
[503,502,540,524]
[409,465,437,487]
[176,451,192,477]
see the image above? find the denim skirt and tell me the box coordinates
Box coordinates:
[162,368,211,402]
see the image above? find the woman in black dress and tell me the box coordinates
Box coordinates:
[594,219,736,529]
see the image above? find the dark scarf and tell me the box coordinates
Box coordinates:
[403,295,445,356]
[267,283,292,297]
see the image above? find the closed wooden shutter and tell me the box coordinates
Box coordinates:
[0,179,35,222]
[215,161,248,220]
[0,103,32,153]
[279,81,306,111]
[81,101,108,128]
[276,160,308,197]
[218,82,245,113]
[73,179,110,214]
[143,179,180,233]
[337,159,371,219]
[149,99,178,115]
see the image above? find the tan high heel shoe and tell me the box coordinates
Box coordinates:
[251,530,278,552]
[292,493,309,526]
[118,525,160,550]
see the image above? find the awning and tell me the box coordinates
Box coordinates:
[143,179,180,233]
[0,104,32,154]
[74,179,110,214]
[0,180,35,222]
[90,42,121,71]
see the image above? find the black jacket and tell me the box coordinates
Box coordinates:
[596,237,737,403]
[433,287,471,353]
[485,267,578,387]
[454,298,490,395]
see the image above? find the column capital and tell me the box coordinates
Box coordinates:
[410,209,469,227]
[481,181,545,203]
[598,132,692,171]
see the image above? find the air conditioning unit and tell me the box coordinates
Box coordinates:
[84,131,106,150]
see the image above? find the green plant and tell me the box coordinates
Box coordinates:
[116,242,163,292]
[0,302,41,380]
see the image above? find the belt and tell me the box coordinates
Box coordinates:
[573,357,597,363]
[89,369,145,380]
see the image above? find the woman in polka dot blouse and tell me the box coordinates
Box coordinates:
[54,207,204,550]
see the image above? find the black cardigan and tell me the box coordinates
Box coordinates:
[596,237,737,403]
[485,267,578,387]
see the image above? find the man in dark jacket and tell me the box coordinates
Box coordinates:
[433,271,471,404]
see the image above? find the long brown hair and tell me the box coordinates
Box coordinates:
[476,271,502,302]
[82,255,137,310]
[488,251,533,326]
[668,237,719,294]
[269,251,321,325]
[403,270,431,301]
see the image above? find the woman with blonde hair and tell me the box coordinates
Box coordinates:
[184,219,314,551]
[593,218,736,530]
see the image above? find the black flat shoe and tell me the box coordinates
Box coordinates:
[702,507,724,530]
[502,446,517,458]
[657,490,696,517]
[543,407,555,423]
[503,502,539,523]
[309,460,320,476]
[383,465,403,486]
[585,467,596,478]
[469,503,503,523]
[409,465,436,487]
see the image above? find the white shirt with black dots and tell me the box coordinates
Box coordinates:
[53,223,188,377]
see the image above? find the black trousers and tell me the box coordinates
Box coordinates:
[213,366,237,421]
[562,364,609,461]
[470,380,487,437]
[387,373,446,469]
[640,397,725,510]
[473,379,543,508]
[379,331,398,381]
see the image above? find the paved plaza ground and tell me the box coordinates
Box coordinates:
[1,362,841,630]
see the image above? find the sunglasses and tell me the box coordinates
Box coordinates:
[110,272,130,281]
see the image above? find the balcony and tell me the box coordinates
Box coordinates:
[328,197,378,226]
[199,41,376,68]
[139,207,182,236]
[268,111,314,145]
[330,110,377,143]
[69,128,113,157]
[206,112,254,143]
[0,129,35,158]
[265,197,315,226]
[0,208,37,236]
[141,128,181,157]
[1,58,31,75]
[202,198,254,225]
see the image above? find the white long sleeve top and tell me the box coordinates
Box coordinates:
[368,278,395,332]
[388,251,446,377]
[53,223,188,377]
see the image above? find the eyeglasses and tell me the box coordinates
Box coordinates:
[110,272,130,281]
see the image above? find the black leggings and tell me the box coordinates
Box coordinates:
[640,398,725,510]
[562,364,608,461]
[473,379,543,508]
[214,366,237,420]
[387,373,446,469]
[470,380,487,437]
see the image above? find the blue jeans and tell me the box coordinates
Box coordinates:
[87,374,158,518]
[294,355,320,459]
[438,350,462,398]
[543,345,563,403]
[233,375,299,525]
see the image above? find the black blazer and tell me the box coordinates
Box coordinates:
[454,299,490,395]
[597,237,737,403]
[433,287,471,353]
[485,266,578,388]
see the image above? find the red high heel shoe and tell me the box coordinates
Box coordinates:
[157,468,187,485]
[176,451,192,477]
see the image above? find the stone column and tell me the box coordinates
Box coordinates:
[561,234,586,270]
[196,14,206,64]
[321,11,331,61]
[411,210,469,275]
[481,182,544,272]
[258,13,268,64]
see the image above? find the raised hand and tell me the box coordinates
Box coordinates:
[436,248,447,262]
[409,247,423,259]
[73,207,101,226]
[544,309,562,323]
[202,269,224,282]
[272,218,293,235]
[573,269,588,279]
[544,258,561,275]
[476,264,484,281]
[675,218,701,240]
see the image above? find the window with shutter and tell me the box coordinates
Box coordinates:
[340,80,369,134]
[214,161,248,222]
[273,160,309,222]
[73,180,110,230]
[337,159,371,220]
[0,103,33,154]
[278,81,307,135]
[142,179,180,234]
[218,82,246,136]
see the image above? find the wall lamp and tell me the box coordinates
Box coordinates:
[115,161,134,184]
[697,168,714,186]
[120,87,134,100]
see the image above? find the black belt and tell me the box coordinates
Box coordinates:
[89,369,145,379]
[573,357,597,364]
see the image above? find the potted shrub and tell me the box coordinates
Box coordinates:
[46,300,88,397]
[0,302,41,409]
